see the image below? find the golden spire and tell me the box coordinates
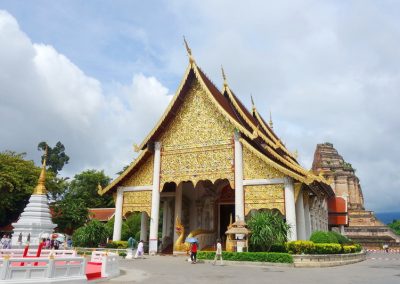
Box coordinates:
[250,95,256,112]
[183,36,194,64]
[269,111,274,129]
[221,65,228,89]
[33,147,48,195]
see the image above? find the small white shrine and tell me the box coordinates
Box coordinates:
[11,150,56,247]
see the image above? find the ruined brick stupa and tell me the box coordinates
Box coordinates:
[312,143,400,248]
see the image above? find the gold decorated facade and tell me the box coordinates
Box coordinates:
[99,45,333,227]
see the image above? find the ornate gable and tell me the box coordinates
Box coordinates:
[159,75,235,189]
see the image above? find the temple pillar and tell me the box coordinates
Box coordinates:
[284,177,297,241]
[295,190,306,240]
[303,194,312,239]
[174,183,183,243]
[140,212,149,242]
[149,142,161,254]
[112,187,124,241]
[162,200,168,239]
[234,131,244,221]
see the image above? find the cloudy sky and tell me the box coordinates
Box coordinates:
[0,1,399,212]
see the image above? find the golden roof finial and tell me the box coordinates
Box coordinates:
[133,143,140,152]
[33,146,48,195]
[250,95,256,112]
[183,36,194,64]
[221,65,228,89]
[269,111,274,129]
[294,149,298,159]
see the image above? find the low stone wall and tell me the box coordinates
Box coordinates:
[293,252,366,267]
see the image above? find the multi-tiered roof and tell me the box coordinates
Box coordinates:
[99,41,333,197]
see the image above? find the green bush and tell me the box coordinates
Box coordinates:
[329,231,352,245]
[310,231,338,244]
[286,241,315,254]
[313,243,342,254]
[269,243,287,253]
[247,211,290,252]
[197,251,293,263]
[72,220,109,247]
[118,252,127,258]
[354,243,362,252]
[106,241,128,249]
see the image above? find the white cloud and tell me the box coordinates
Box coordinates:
[0,10,171,178]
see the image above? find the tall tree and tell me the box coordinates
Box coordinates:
[38,141,70,174]
[68,169,114,208]
[0,151,41,226]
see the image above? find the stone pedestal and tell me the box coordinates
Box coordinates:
[11,194,56,247]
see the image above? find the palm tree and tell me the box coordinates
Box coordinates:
[247,210,290,252]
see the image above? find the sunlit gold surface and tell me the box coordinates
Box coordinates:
[160,78,235,189]
[121,155,154,187]
[244,184,285,215]
[243,145,284,180]
[122,191,152,217]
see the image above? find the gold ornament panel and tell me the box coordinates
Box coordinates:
[244,184,285,215]
[121,154,154,187]
[160,78,235,188]
[122,191,152,217]
[243,146,285,180]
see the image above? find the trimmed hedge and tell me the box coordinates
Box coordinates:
[286,241,315,254]
[286,241,362,254]
[106,241,128,249]
[197,251,293,263]
[313,243,342,254]
[310,231,338,244]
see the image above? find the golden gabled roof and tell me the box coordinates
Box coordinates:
[100,44,331,195]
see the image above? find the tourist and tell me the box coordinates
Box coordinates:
[190,242,197,264]
[212,239,223,266]
[45,238,51,249]
[1,235,7,249]
[67,238,72,248]
[135,240,144,259]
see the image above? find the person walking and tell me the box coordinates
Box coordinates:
[212,239,223,265]
[190,242,198,264]
[135,240,144,259]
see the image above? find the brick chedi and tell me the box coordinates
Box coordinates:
[312,142,400,248]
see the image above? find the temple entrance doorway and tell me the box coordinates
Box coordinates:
[219,204,235,240]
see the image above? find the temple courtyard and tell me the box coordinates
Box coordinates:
[103,252,400,284]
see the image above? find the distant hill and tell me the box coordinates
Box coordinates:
[375,212,400,224]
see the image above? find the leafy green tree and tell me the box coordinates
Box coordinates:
[105,213,142,241]
[247,211,290,252]
[0,151,41,226]
[72,220,109,247]
[68,170,114,208]
[388,219,400,235]
[38,141,70,174]
[52,195,89,235]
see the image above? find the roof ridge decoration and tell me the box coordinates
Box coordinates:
[221,65,228,89]
[183,36,195,65]
[269,111,274,129]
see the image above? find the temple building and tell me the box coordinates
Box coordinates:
[99,44,334,254]
[312,142,400,248]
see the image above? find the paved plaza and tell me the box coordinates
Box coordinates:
[103,252,400,284]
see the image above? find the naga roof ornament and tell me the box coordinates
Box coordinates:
[183,36,195,64]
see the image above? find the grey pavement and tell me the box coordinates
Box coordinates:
[102,252,400,284]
